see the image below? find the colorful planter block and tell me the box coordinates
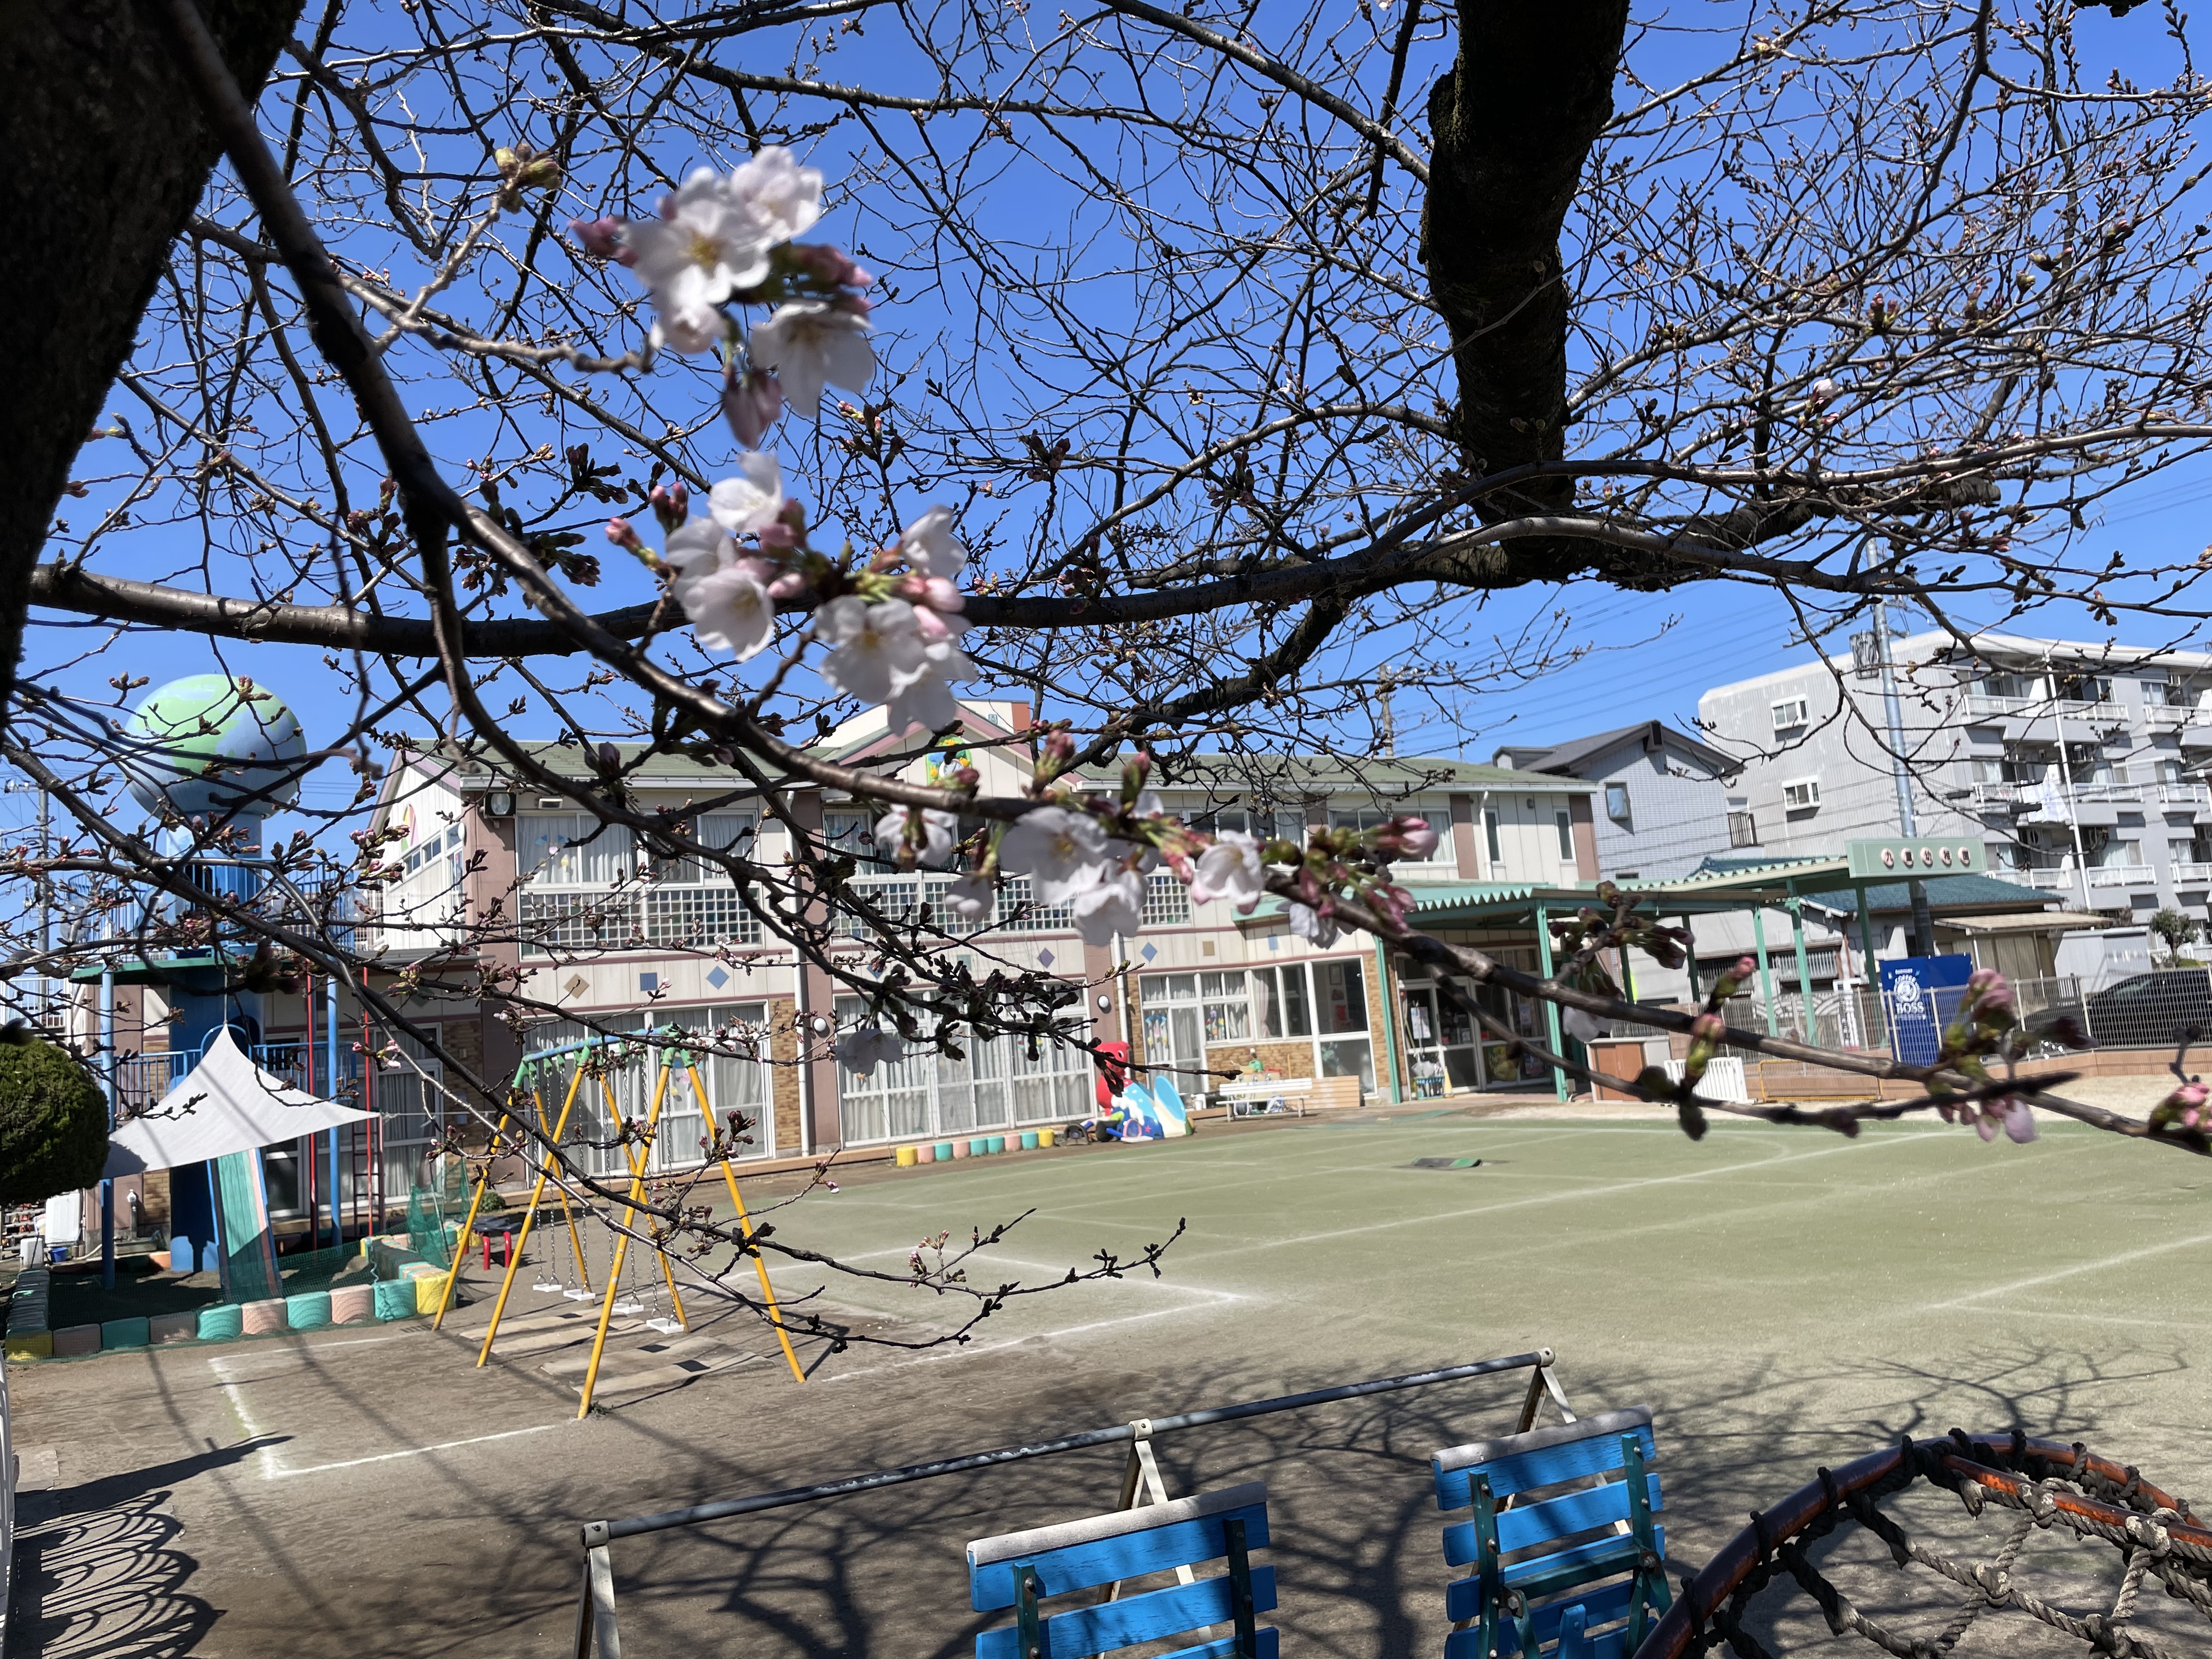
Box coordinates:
[50,1323,100,1357]
[330,1284,375,1325]
[896,1146,918,1167]
[412,1273,447,1316]
[149,1311,199,1345]
[4,1330,52,1361]
[986,1136,1006,1154]
[197,1304,244,1341]
[286,1291,332,1330]
[951,1140,970,1158]
[240,1298,288,1336]
[373,1279,417,1321]
[1020,1131,1040,1150]
[100,1317,151,1351]
[968,1138,989,1158]
[933,1141,954,1162]
[1037,1127,1056,1148]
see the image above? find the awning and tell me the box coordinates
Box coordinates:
[100,1029,374,1178]
[1937,910,2107,934]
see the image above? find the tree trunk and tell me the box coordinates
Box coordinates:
[0,0,302,728]
[1421,0,1629,515]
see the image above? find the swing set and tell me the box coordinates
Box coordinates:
[428,1028,807,1411]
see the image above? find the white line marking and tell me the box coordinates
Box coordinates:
[1925,1229,2212,1311]
[823,1295,1240,1381]
[268,1423,567,1479]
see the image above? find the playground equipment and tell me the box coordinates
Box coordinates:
[1644,1431,2212,1659]
[455,1031,805,1408]
[570,1347,1573,1659]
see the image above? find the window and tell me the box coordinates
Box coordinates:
[834,995,1088,1143]
[1781,777,1821,810]
[1726,810,1758,848]
[518,812,633,885]
[2143,676,2175,708]
[1329,806,1449,858]
[2050,669,2111,704]
[653,811,757,883]
[1315,959,1367,1033]
[1200,970,1250,1041]
[1483,810,1502,866]
[1250,964,1313,1037]
[1604,781,1630,822]
[821,810,877,859]
[1771,696,1810,731]
[1142,871,1189,927]
[1554,811,1575,861]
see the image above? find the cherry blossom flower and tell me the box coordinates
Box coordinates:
[1072,866,1144,945]
[1289,901,1339,948]
[663,515,733,575]
[1562,1007,1605,1043]
[678,560,776,661]
[874,805,958,868]
[709,451,786,536]
[625,168,777,348]
[836,1027,904,1075]
[945,873,995,921]
[748,301,876,417]
[999,806,1111,905]
[725,146,823,244]
[1190,831,1264,912]
[899,505,966,578]
[816,596,926,704]
[1975,1095,2039,1143]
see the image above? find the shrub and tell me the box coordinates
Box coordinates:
[0,1039,109,1204]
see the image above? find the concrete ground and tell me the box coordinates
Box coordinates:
[8,1106,2211,1658]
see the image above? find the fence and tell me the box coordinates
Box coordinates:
[570,1347,1570,1659]
[1616,968,2210,1071]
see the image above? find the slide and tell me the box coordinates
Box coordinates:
[1149,1076,1193,1137]
[1116,1083,1165,1140]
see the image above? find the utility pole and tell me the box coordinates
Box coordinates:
[1872,599,1936,956]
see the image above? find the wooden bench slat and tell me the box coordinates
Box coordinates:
[967,1504,1271,1610]
[974,1566,1277,1659]
[1441,1474,1662,1565]
[1433,1410,1655,1506]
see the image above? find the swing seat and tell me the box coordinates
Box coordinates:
[612,1298,645,1316]
[563,1285,595,1301]
[532,1274,561,1293]
[645,1316,684,1335]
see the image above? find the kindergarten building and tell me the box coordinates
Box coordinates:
[337,701,1605,1186]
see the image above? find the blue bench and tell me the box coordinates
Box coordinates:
[1433,1406,1671,1659]
[967,1481,1275,1659]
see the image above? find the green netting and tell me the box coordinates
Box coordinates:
[403,1154,473,1270]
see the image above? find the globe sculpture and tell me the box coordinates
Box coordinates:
[121,674,307,820]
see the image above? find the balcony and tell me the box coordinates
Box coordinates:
[2073,778,2144,804]
[2019,868,2081,892]
[2154,782,2212,808]
[1968,781,2024,810]
[2174,862,2212,888]
[2145,705,2193,731]
[2086,865,2155,889]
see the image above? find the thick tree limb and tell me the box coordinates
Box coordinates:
[0,0,303,735]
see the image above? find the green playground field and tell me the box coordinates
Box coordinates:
[10,1109,2209,1658]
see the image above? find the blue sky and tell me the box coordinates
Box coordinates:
[12,1,2212,838]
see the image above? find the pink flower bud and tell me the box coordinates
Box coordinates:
[766,572,806,600]
[2179,1081,2210,1109]
[757,522,798,551]
[604,516,641,549]
[1691,1012,1724,1042]
[915,607,953,642]
[921,575,966,613]
[833,291,874,320]
[1043,731,1076,763]
[569,216,627,259]
[721,366,785,450]
[1393,815,1440,857]
[1730,955,1757,980]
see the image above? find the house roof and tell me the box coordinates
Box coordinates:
[1165,753,1590,796]
[1492,720,1739,780]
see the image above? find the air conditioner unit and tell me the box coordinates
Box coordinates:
[1771,697,1810,731]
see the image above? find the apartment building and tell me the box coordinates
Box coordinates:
[1699,631,2212,929]
[360,704,1601,1173]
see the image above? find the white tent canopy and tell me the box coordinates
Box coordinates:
[100,1028,374,1178]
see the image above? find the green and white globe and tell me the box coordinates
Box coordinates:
[122,674,307,819]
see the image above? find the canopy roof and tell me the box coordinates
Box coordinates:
[100,1029,373,1178]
